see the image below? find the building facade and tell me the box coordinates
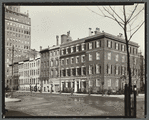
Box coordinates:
[49,43,60,92]
[39,47,50,92]
[59,29,141,93]
[5,5,31,87]
[18,53,40,91]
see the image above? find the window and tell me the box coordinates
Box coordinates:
[76,56,79,63]
[71,57,74,64]
[108,52,111,60]
[71,46,74,53]
[89,65,93,74]
[61,59,64,65]
[96,79,100,86]
[122,55,125,62]
[66,47,69,54]
[134,58,137,65]
[66,58,69,65]
[96,64,99,74]
[89,54,92,61]
[96,52,100,60]
[51,70,53,76]
[107,64,112,74]
[115,79,118,87]
[89,80,93,87]
[82,66,86,75]
[76,45,79,52]
[115,43,119,50]
[89,42,92,49]
[96,41,100,48]
[81,55,85,62]
[61,49,64,55]
[51,60,53,66]
[108,79,111,87]
[82,43,85,51]
[107,40,112,48]
[121,45,125,51]
[116,65,119,75]
[115,54,119,61]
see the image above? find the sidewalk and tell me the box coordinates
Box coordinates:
[16,90,144,98]
[5,97,21,102]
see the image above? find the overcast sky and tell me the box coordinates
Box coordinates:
[20,4,145,55]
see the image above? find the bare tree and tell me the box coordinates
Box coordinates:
[87,4,144,116]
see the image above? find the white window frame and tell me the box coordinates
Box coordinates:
[96,41,100,48]
[116,43,119,50]
[66,58,69,65]
[122,45,125,51]
[108,52,111,60]
[96,64,99,74]
[71,46,74,53]
[76,56,79,63]
[96,79,100,87]
[76,44,79,52]
[82,43,85,51]
[81,55,85,63]
[89,42,92,50]
[66,47,69,54]
[89,54,92,61]
[122,55,125,62]
[71,57,74,64]
[96,52,100,60]
[115,54,119,61]
[108,41,111,48]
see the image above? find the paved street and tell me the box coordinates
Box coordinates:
[5,92,145,118]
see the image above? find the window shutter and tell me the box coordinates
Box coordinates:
[115,43,116,49]
[95,64,96,74]
[88,43,89,50]
[111,41,112,48]
[84,44,86,50]
[100,66,101,74]
[111,65,112,74]
[107,40,108,47]
[118,44,119,50]
[92,42,93,49]
[118,66,120,75]
[100,41,101,47]
[74,46,76,52]
[107,64,108,74]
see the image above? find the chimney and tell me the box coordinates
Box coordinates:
[119,33,123,37]
[56,35,59,45]
[89,28,92,36]
[95,28,100,35]
[40,46,42,51]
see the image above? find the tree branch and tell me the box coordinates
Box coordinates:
[128,21,144,41]
[109,5,124,23]
[102,6,124,29]
[126,4,138,23]
[128,7,144,23]
[86,7,103,17]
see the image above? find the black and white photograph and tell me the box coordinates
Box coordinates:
[3,2,146,118]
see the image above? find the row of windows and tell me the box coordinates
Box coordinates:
[5,11,30,25]
[19,78,39,85]
[50,50,60,56]
[106,64,139,76]
[61,41,101,55]
[19,61,40,69]
[7,38,30,44]
[6,26,30,35]
[6,43,30,49]
[6,21,30,30]
[22,69,40,76]
[6,32,30,39]
[61,55,85,65]
[107,40,138,55]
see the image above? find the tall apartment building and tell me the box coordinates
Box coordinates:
[59,29,141,93]
[5,5,31,86]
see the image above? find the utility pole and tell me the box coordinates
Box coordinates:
[11,45,14,98]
